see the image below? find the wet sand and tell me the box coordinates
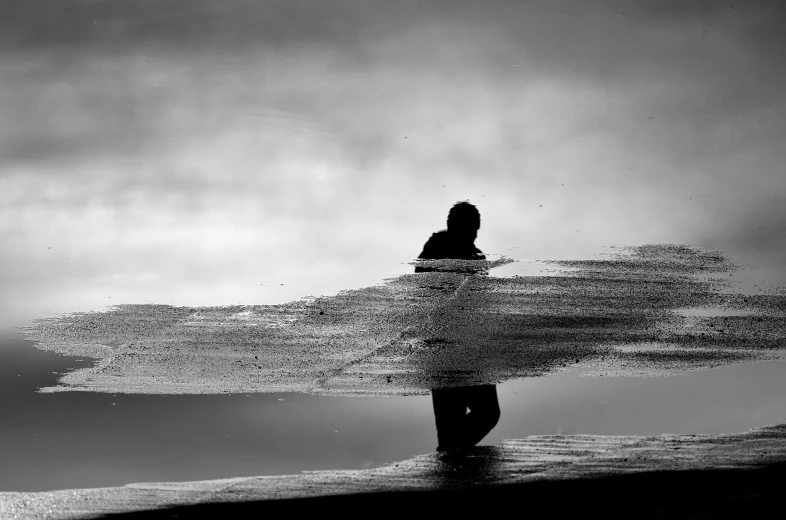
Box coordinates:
[19,245,786,395]
[2,422,785,519]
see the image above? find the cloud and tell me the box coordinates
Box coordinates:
[1,0,785,322]
[3,0,785,173]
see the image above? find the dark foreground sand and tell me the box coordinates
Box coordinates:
[2,423,785,519]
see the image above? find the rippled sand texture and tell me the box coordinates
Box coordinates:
[3,423,786,519]
[22,245,786,395]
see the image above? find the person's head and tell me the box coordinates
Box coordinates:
[447,201,480,242]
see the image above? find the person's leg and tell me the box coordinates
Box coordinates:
[431,387,470,450]
[462,384,500,447]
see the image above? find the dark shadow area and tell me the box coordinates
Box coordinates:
[101,462,786,519]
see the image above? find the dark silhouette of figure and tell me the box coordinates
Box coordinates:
[415,201,486,271]
[415,201,501,451]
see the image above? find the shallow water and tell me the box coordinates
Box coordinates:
[0,331,436,492]
[5,328,786,492]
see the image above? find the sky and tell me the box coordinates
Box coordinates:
[1,0,785,327]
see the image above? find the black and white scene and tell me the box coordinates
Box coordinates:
[1,0,786,517]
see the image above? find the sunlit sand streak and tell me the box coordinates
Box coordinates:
[18,245,786,395]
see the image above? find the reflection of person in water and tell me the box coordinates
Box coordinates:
[416,201,501,451]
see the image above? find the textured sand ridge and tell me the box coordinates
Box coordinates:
[20,244,786,396]
[2,423,786,519]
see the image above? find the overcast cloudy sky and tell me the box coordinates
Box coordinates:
[1,0,784,326]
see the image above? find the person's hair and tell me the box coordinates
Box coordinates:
[447,201,481,231]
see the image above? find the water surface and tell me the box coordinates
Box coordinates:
[5,329,786,492]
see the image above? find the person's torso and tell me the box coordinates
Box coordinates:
[415,230,485,273]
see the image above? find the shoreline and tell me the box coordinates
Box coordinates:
[3,422,785,519]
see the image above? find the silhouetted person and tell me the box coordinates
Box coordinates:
[415,201,500,451]
[415,202,485,272]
